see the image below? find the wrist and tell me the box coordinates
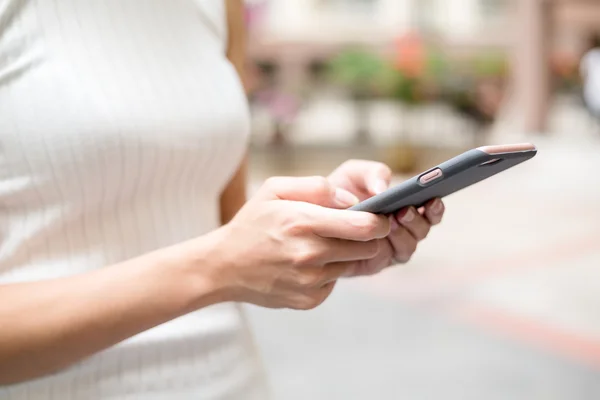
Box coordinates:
[167,227,238,309]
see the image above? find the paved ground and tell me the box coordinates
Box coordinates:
[244,133,600,399]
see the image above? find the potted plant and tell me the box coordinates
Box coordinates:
[443,51,509,142]
[327,38,449,173]
[383,34,449,172]
[327,47,392,144]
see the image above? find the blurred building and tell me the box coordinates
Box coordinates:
[248,0,509,45]
[246,0,600,136]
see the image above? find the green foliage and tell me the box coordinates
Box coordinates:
[327,44,508,117]
[390,76,421,105]
[327,48,393,97]
[425,49,449,79]
[470,51,508,78]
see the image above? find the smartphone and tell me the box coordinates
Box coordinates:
[349,143,538,214]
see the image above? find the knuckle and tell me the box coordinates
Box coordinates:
[340,159,359,169]
[380,164,393,175]
[373,162,391,175]
[291,295,321,311]
[395,240,417,263]
[305,295,325,310]
[290,283,334,310]
[407,240,418,255]
[363,240,381,259]
[287,296,304,310]
[396,254,412,264]
[357,215,385,238]
[310,176,332,195]
[263,176,283,190]
[295,271,321,288]
[290,246,321,267]
[284,219,311,237]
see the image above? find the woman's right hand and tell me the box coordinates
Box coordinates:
[0,175,388,384]
[205,177,390,310]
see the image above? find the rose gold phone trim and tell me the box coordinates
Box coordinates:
[477,143,536,155]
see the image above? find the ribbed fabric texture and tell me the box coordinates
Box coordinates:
[582,48,600,115]
[0,1,267,398]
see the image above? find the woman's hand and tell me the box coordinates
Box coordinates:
[327,160,445,277]
[207,176,390,310]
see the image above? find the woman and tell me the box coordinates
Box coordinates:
[0,1,445,398]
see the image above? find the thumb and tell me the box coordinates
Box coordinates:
[256,176,359,209]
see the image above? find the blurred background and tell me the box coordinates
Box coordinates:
[240,0,600,399]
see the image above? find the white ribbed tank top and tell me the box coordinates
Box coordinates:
[0,1,268,398]
[582,49,600,115]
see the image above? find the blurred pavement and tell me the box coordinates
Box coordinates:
[244,125,600,399]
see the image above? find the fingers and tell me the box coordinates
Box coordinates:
[395,207,430,241]
[342,239,395,277]
[423,198,445,225]
[388,199,444,263]
[328,160,392,196]
[364,163,392,195]
[291,237,381,267]
[288,281,337,310]
[388,218,418,263]
[319,265,352,284]
[323,238,381,263]
[304,206,391,241]
[291,263,353,288]
[258,176,359,209]
[256,175,391,242]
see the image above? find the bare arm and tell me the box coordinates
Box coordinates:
[0,236,226,385]
[220,0,249,224]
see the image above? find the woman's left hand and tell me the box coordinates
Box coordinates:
[328,160,445,277]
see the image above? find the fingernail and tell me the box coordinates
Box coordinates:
[400,208,415,223]
[431,199,443,215]
[334,188,359,208]
[372,180,388,195]
[390,216,400,232]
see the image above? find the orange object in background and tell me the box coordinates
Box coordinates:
[394,32,426,78]
[550,51,579,79]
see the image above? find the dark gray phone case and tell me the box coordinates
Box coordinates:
[349,146,538,214]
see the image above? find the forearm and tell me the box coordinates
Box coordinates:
[0,235,226,385]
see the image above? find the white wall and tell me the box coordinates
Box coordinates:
[260,0,414,43]
[255,0,508,44]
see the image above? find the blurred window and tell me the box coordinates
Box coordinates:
[318,0,378,14]
[414,0,437,32]
[479,0,508,17]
